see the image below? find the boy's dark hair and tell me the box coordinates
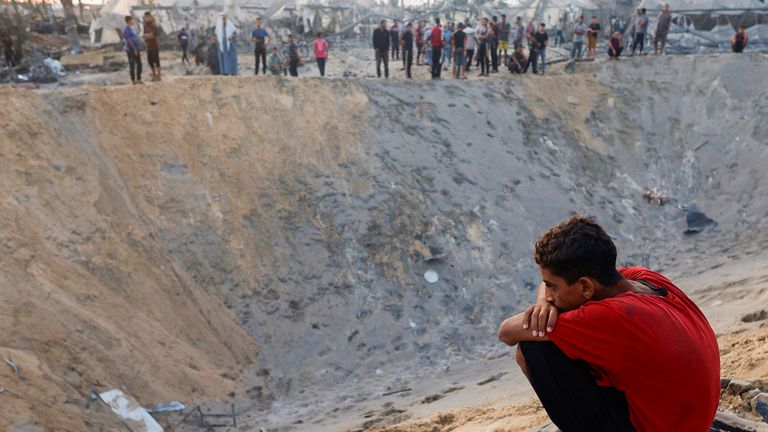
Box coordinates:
[125,16,133,24]
[534,215,622,285]
[435,17,440,24]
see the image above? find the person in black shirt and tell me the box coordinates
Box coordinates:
[452,23,467,79]
[389,21,400,60]
[587,16,601,60]
[508,46,526,74]
[372,20,390,78]
[401,22,414,78]
[533,23,548,74]
[287,34,300,77]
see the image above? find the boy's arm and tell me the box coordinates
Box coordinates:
[498,312,551,346]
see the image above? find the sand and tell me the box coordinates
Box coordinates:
[1,52,767,431]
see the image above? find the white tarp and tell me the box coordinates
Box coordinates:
[99,389,163,432]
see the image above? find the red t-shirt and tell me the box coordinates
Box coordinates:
[313,39,328,59]
[430,26,444,48]
[548,267,720,432]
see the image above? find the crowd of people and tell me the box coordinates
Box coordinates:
[115,3,754,84]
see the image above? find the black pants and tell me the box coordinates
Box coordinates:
[254,46,267,74]
[375,49,388,77]
[403,48,413,78]
[465,49,474,71]
[127,51,142,82]
[478,45,489,74]
[631,33,645,54]
[431,46,441,78]
[519,342,635,432]
[316,57,326,76]
[147,48,160,69]
[490,41,498,71]
[525,49,538,74]
[181,42,189,64]
[391,42,399,59]
[609,46,624,58]
[288,58,298,77]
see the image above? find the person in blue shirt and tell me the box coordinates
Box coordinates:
[123,16,142,84]
[251,17,270,75]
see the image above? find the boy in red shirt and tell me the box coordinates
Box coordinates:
[498,215,720,431]
[430,17,445,79]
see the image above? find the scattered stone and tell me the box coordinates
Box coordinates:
[722,377,732,389]
[684,209,717,234]
[566,96,580,105]
[727,379,755,395]
[711,409,768,432]
[477,372,507,386]
[420,393,444,404]
[382,388,411,396]
[741,310,768,323]
[753,393,768,423]
[643,187,669,205]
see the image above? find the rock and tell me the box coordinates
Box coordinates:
[566,96,580,105]
[727,379,755,395]
[721,377,732,389]
[684,209,716,234]
[752,393,768,422]
[711,410,768,432]
[741,310,768,323]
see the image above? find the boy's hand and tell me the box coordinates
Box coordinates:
[522,302,559,337]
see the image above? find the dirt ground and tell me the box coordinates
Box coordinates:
[1,48,767,431]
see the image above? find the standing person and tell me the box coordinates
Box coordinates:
[630,8,648,56]
[442,22,453,66]
[463,21,476,73]
[287,34,300,77]
[206,34,220,75]
[372,20,389,78]
[389,21,400,60]
[498,215,719,432]
[554,18,565,46]
[513,16,525,50]
[143,12,161,81]
[654,4,672,55]
[177,25,190,65]
[586,16,601,60]
[267,46,284,75]
[123,16,143,84]
[608,31,624,59]
[489,16,499,72]
[251,17,270,75]
[533,23,549,74]
[732,25,749,53]
[313,32,328,76]
[430,17,444,79]
[415,21,425,65]
[1,32,15,70]
[452,23,467,79]
[216,12,239,75]
[401,22,414,79]
[571,15,586,59]
[498,14,511,65]
[477,18,490,76]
